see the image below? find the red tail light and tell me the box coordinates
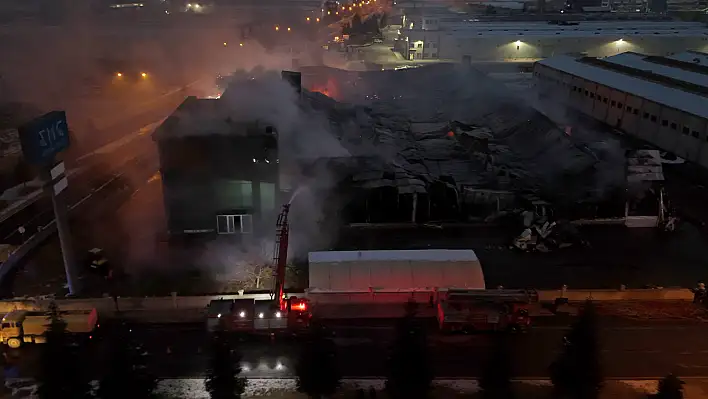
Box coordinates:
[292,302,307,311]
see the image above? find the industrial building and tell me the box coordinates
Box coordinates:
[397,18,708,61]
[153,95,280,238]
[533,50,708,169]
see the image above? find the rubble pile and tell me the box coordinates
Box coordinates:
[298,64,626,205]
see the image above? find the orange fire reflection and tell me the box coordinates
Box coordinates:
[309,77,340,99]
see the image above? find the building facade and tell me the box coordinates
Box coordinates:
[533,51,708,169]
[398,19,708,61]
[154,97,280,237]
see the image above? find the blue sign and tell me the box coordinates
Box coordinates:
[18,111,71,165]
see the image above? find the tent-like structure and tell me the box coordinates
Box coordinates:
[308,249,485,291]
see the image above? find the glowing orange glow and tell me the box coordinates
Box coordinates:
[287,27,291,31]
[349,6,352,10]
[292,302,308,311]
[447,131,455,137]
[275,25,279,31]
[310,77,340,100]
[316,17,320,22]
[306,16,310,21]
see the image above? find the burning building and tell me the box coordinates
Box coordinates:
[153,96,280,239]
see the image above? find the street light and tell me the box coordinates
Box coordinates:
[287,27,291,31]
[275,25,280,31]
[239,43,243,47]
[116,72,123,77]
[141,72,148,78]
[307,16,310,21]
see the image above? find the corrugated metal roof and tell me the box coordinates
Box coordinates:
[668,50,708,66]
[308,249,479,262]
[536,55,708,120]
[604,52,708,88]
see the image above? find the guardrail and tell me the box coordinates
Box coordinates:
[0,288,695,316]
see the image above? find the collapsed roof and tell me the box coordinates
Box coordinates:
[294,64,626,205]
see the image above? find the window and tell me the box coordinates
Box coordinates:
[617,102,623,108]
[216,214,254,234]
[693,130,700,138]
[417,43,422,48]
[431,52,438,58]
[627,106,633,112]
[431,42,437,48]
[643,112,649,119]
[584,90,589,95]
[633,109,639,115]
[410,43,415,48]
[590,93,595,99]
[670,122,677,130]
[662,119,669,127]
[611,100,616,106]
[651,115,657,122]
[683,126,690,134]
[603,97,608,104]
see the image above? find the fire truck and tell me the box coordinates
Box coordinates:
[206,204,312,335]
[437,289,536,333]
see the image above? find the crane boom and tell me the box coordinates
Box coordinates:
[272,204,291,310]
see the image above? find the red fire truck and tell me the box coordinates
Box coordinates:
[437,289,536,333]
[206,204,312,335]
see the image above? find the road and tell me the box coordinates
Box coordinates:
[5,316,708,379]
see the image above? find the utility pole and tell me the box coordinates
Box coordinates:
[19,111,79,296]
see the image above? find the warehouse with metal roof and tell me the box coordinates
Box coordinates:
[533,51,708,169]
[399,18,708,61]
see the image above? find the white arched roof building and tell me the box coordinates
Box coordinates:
[307,249,485,291]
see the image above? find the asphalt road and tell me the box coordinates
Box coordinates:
[2,112,165,298]
[4,316,708,379]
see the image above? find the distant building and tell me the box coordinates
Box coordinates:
[397,9,708,61]
[153,96,280,238]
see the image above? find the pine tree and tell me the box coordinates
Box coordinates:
[550,300,603,399]
[205,330,246,399]
[35,302,92,399]
[295,321,341,398]
[479,335,515,399]
[655,374,684,399]
[385,302,433,399]
[97,319,158,399]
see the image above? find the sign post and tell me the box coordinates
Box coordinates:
[18,111,79,296]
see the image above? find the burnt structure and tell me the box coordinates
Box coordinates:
[153,96,279,238]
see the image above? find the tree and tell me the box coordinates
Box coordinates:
[385,301,433,399]
[655,374,684,399]
[295,321,341,398]
[479,335,514,399]
[97,319,158,399]
[205,330,246,399]
[550,300,602,399]
[35,302,92,399]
